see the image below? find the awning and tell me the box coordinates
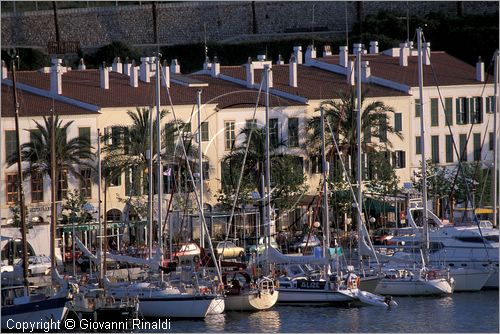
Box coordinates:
[364,197,396,214]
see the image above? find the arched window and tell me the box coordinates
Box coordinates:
[1,239,36,265]
[106,209,121,222]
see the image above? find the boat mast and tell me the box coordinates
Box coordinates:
[97,128,103,283]
[11,59,30,292]
[264,65,272,250]
[197,90,205,248]
[355,45,363,270]
[155,54,163,262]
[417,27,430,265]
[320,107,330,279]
[493,50,499,228]
[148,105,154,259]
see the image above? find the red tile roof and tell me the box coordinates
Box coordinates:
[10,69,304,110]
[1,84,99,118]
[219,64,408,99]
[318,52,494,87]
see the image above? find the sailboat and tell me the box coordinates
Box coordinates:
[1,59,69,330]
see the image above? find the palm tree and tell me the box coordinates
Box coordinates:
[220,124,307,211]
[6,115,94,189]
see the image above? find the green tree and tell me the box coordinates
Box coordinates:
[6,116,95,190]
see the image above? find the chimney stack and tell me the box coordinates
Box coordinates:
[161,60,170,88]
[362,61,371,80]
[276,54,284,65]
[323,45,332,56]
[339,46,348,67]
[264,64,273,89]
[50,58,62,95]
[2,60,7,79]
[305,45,316,64]
[170,59,181,74]
[211,56,220,77]
[78,58,86,70]
[399,43,409,67]
[140,57,151,83]
[293,46,303,65]
[369,41,379,54]
[203,56,211,70]
[289,54,298,87]
[423,42,431,65]
[112,57,123,73]
[245,57,254,88]
[123,57,131,76]
[353,43,363,56]
[347,59,355,86]
[130,60,138,87]
[100,62,109,89]
[476,57,485,82]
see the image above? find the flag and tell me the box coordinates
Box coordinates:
[163,167,172,177]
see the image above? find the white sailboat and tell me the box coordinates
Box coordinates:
[222,271,278,311]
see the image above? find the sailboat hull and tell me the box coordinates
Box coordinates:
[277,288,356,305]
[138,295,218,318]
[359,276,382,293]
[1,296,68,330]
[224,290,279,311]
[375,278,453,296]
[449,267,492,291]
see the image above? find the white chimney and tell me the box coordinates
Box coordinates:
[140,57,151,83]
[50,58,62,95]
[264,64,273,89]
[423,42,431,65]
[305,45,316,64]
[2,60,7,79]
[353,43,363,55]
[130,60,138,87]
[399,43,408,67]
[170,59,180,74]
[112,57,123,73]
[276,54,284,65]
[161,60,170,88]
[347,59,355,86]
[257,54,266,61]
[369,41,379,54]
[289,54,297,87]
[293,46,303,65]
[339,46,348,67]
[203,56,211,70]
[323,45,332,56]
[124,58,131,76]
[77,58,86,70]
[476,57,485,82]
[100,63,109,89]
[211,56,220,77]
[245,58,254,88]
[362,61,371,80]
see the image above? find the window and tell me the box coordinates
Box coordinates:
[444,98,453,125]
[125,167,142,196]
[459,134,468,161]
[5,130,16,160]
[394,113,402,132]
[473,133,481,161]
[6,173,18,204]
[415,99,421,117]
[379,121,387,143]
[470,97,483,124]
[31,172,44,203]
[57,170,68,201]
[109,172,121,187]
[310,155,323,174]
[79,127,91,157]
[490,132,494,151]
[456,97,469,125]
[288,118,299,147]
[164,123,175,154]
[269,118,279,147]
[392,150,406,169]
[446,135,454,163]
[486,96,495,113]
[201,122,209,142]
[80,168,92,199]
[431,135,439,163]
[416,136,421,155]
[430,98,439,126]
[224,121,235,150]
[245,119,258,129]
[202,161,210,180]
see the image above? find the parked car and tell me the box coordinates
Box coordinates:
[372,228,397,245]
[288,235,321,254]
[246,236,280,255]
[163,243,201,265]
[215,241,245,259]
[5,256,52,276]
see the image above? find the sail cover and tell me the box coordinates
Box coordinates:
[264,247,329,265]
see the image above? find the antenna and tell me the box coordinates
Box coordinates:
[345,2,349,47]
[204,22,208,61]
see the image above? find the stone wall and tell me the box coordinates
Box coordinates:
[1,1,497,49]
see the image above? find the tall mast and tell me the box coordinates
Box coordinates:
[97,129,103,283]
[493,50,498,228]
[50,103,57,288]
[155,55,163,258]
[197,90,205,248]
[417,27,430,265]
[356,45,363,268]
[11,60,30,291]
[264,65,272,249]
[148,106,154,259]
[320,107,330,279]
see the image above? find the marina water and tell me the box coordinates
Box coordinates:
[139,290,498,333]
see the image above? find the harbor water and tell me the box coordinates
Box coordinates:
[140,290,498,333]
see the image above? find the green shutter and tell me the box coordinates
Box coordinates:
[430,98,439,126]
[445,98,453,126]
[431,136,439,163]
[446,135,453,163]
[459,134,467,161]
[473,133,481,161]
[415,99,421,117]
[394,113,402,132]
[416,136,421,155]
